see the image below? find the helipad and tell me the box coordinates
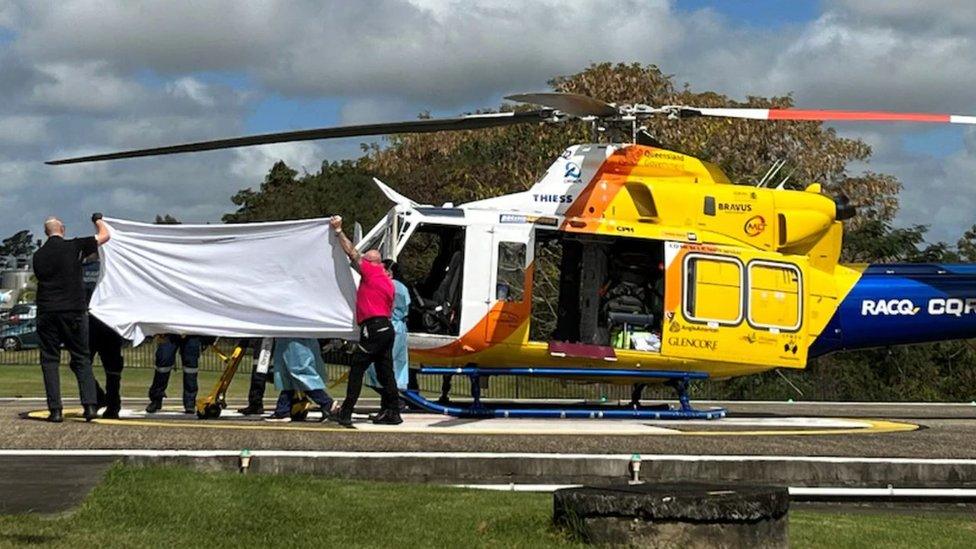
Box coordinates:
[25,406,918,436]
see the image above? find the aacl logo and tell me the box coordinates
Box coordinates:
[861,299,919,316]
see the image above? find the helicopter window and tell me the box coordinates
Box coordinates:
[495,242,526,301]
[684,255,743,325]
[703,196,716,216]
[359,213,395,257]
[398,223,465,336]
[747,261,801,331]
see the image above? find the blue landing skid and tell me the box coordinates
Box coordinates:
[405,366,726,420]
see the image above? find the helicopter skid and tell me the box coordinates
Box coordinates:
[407,366,726,420]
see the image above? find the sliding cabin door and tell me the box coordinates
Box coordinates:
[662,241,808,368]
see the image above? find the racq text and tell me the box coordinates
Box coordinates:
[861,298,976,317]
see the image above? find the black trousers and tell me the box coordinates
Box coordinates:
[247,368,270,407]
[91,316,125,410]
[246,338,273,407]
[38,311,98,410]
[342,317,399,415]
[148,335,201,410]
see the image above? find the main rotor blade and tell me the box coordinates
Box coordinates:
[505,92,618,117]
[678,107,976,124]
[47,109,553,165]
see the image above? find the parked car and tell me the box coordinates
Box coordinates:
[0,317,38,351]
[6,303,36,322]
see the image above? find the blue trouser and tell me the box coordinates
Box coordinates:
[148,335,201,410]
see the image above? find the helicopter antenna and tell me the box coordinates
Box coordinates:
[758,159,786,187]
[775,368,804,398]
[775,165,797,190]
[756,162,777,187]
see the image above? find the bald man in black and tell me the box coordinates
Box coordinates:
[32,214,110,422]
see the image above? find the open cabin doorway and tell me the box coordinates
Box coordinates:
[396,222,466,337]
[531,230,665,353]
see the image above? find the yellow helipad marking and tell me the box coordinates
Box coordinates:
[681,419,918,436]
[26,409,919,436]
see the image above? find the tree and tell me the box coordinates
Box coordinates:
[223,160,388,230]
[0,230,37,257]
[154,214,181,224]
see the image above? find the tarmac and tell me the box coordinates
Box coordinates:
[3,399,973,457]
[2,398,975,514]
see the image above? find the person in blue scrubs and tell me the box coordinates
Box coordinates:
[265,338,338,422]
[366,260,410,392]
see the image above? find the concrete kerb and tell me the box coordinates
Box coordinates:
[5,450,976,487]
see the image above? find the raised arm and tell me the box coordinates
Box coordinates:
[92,213,110,245]
[330,215,360,266]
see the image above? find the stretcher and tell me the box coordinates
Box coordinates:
[194,338,312,420]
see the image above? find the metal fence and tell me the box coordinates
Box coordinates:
[0,340,661,401]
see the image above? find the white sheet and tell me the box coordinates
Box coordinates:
[90,217,358,345]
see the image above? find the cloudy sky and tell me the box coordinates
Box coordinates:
[1,0,975,243]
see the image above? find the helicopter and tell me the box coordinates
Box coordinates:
[48,92,976,420]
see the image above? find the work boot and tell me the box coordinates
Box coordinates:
[335,407,354,428]
[145,399,163,414]
[47,409,63,423]
[101,407,121,420]
[83,404,99,422]
[319,402,340,423]
[264,411,291,423]
[371,409,403,425]
[237,404,265,416]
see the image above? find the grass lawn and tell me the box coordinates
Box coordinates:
[791,508,976,549]
[0,364,255,401]
[0,466,580,548]
[1,466,975,548]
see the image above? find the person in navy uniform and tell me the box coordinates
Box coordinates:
[145,334,205,414]
[32,213,111,423]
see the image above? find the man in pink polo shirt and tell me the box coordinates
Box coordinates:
[330,215,402,426]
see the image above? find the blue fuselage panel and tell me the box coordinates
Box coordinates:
[810,264,976,357]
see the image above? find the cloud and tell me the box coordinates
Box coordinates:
[230,142,327,180]
[0,115,47,144]
[826,1,976,34]
[11,0,682,108]
[11,1,283,73]
[2,0,976,246]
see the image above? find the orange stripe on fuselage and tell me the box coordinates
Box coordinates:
[560,146,650,224]
[412,263,535,360]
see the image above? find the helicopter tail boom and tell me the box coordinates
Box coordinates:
[811,264,976,356]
